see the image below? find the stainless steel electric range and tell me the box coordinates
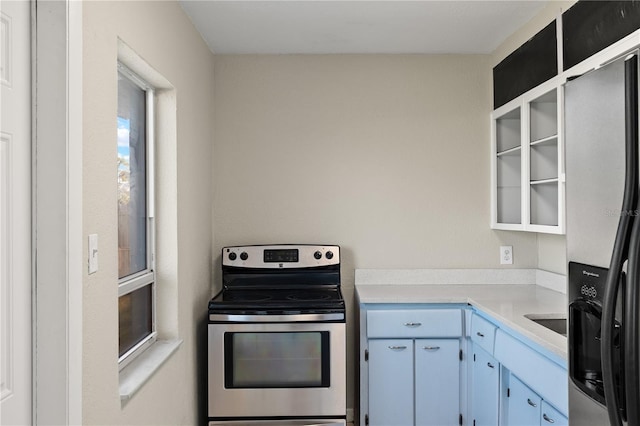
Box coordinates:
[207,244,347,426]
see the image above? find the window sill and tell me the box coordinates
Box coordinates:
[119,338,183,405]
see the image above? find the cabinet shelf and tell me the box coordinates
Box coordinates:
[497,146,522,157]
[530,134,558,146]
[530,177,559,185]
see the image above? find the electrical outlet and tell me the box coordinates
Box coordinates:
[500,245,513,265]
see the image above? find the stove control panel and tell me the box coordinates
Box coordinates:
[222,244,340,268]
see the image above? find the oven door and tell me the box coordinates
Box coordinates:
[208,321,346,420]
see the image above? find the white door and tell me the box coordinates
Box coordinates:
[1,0,32,425]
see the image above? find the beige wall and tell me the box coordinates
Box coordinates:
[212,54,539,411]
[538,233,568,275]
[83,1,214,424]
[77,2,576,422]
[491,0,577,275]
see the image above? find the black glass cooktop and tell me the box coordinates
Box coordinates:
[213,245,344,316]
[208,286,345,313]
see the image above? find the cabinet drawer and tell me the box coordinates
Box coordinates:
[541,401,568,426]
[471,313,497,354]
[367,309,462,338]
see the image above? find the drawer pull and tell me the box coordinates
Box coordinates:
[487,362,495,369]
[388,345,407,350]
[422,346,440,351]
[542,414,555,423]
[527,399,538,408]
[476,332,485,337]
[404,322,422,327]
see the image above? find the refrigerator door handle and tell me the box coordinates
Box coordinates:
[623,52,640,426]
[602,52,640,426]
[625,229,640,425]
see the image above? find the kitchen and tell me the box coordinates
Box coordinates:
[1,0,636,425]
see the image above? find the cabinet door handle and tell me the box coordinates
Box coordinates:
[527,399,538,407]
[388,345,407,350]
[542,414,555,423]
[404,322,422,327]
[422,346,440,351]
[487,362,495,369]
[476,332,485,337]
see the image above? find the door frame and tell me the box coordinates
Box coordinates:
[33,0,83,423]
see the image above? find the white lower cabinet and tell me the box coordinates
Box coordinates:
[368,339,414,426]
[507,374,542,425]
[368,338,462,426]
[471,345,500,426]
[541,401,568,426]
[415,339,462,426]
[505,373,568,426]
[359,305,568,426]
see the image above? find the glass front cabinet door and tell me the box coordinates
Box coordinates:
[491,78,565,234]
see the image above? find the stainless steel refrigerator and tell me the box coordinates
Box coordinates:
[565,51,640,426]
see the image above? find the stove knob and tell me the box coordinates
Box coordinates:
[325,251,334,260]
[314,251,322,260]
[228,252,237,261]
[240,252,249,261]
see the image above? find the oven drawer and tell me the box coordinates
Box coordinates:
[366,309,463,338]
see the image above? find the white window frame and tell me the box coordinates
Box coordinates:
[117,62,157,371]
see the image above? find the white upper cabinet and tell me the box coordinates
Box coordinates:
[490,3,640,234]
[491,78,565,234]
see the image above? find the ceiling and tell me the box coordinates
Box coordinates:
[178,1,547,55]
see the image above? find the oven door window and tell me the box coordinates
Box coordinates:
[224,331,330,388]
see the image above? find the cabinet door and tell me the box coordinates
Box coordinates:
[527,87,561,230]
[368,339,414,426]
[541,401,568,426]
[415,339,460,426]
[471,345,500,426]
[493,105,523,228]
[507,374,542,425]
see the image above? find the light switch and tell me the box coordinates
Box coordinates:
[88,234,98,274]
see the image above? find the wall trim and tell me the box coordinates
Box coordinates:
[34,0,83,423]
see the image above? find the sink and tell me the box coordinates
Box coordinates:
[524,314,567,336]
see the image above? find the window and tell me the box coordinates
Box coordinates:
[117,64,156,369]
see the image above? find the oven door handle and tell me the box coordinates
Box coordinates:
[209,312,345,322]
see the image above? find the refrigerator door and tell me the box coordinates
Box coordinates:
[565,58,626,270]
[565,57,627,425]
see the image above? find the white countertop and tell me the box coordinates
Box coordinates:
[355,270,568,362]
